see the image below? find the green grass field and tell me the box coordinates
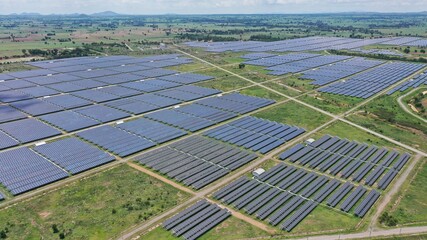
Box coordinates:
[347,93,427,151]
[240,86,288,101]
[0,165,190,239]
[195,76,252,92]
[252,101,332,131]
[388,159,427,226]
[299,92,364,114]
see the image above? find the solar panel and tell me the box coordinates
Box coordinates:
[104,98,159,114]
[0,105,27,123]
[116,118,187,143]
[39,111,99,132]
[71,89,120,103]
[77,125,155,157]
[10,99,64,116]
[0,118,61,143]
[0,147,68,195]
[74,105,130,123]
[0,130,19,150]
[18,86,60,98]
[42,94,92,109]
[34,137,115,174]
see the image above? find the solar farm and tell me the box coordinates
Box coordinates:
[0,34,426,240]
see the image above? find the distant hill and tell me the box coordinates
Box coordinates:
[90,11,121,17]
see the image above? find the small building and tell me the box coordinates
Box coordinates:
[253,168,265,178]
[305,138,315,145]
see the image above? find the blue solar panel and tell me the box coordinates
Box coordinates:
[116,118,187,143]
[0,147,68,195]
[155,89,206,101]
[42,94,92,109]
[0,90,33,103]
[93,73,143,84]
[146,109,213,132]
[132,68,177,78]
[77,125,156,157]
[71,89,120,103]
[0,105,27,123]
[0,80,36,89]
[24,73,81,85]
[74,105,130,123]
[34,137,115,174]
[46,82,87,92]
[18,86,60,98]
[0,130,19,150]
[104,98,159,114]
[0,118,61,143]
[7,69,57,78]
[97,86,141,97]
[10,99,64,116]
[39,111,99,132]
[71,79,108,89]
[131,93,181,107]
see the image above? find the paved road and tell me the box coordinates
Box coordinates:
[294,226,427,240]
[397,87,427,124]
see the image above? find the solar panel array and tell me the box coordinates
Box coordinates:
[387,72,427,95]
[265,55,352,76]
[162,200,231,240]
[0,147,69,195]
[77,125,156,157]
[299,57,384,86]
[195,92,275,114]
[204,116,305,154]
[134,136,258,190]
[279,135,410,190]
[213,158,383,231]
[319,62,426,98]
[185,36,398,53]
[33,137,115,174]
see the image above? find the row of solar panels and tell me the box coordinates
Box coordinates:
[184,36,400,53]
[319,62,426,99]
[163,200,230,240]
[204,116,305,154]
[387,72,427,95]
[0,71,215,104]
[135,136,258,190]
[213,164,379,231]
[299,57,384,86]
[279,135,410,190]
[0,137,115,195]
[0,85,222,150]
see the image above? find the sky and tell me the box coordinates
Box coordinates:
[1,0,427,15]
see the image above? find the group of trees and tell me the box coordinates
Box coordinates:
[329,49,427,63]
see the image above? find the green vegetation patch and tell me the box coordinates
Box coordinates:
[240,86,287,101]
[290,206,360,235]
[0,164,190,239]
[312,121,401,150]
[388,159,427,225]
[195,76,251,92]
[299,92,364,114]
[252,101,332,131]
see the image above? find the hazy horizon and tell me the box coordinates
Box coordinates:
[1,0,427,15]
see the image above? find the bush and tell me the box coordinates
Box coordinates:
[379,212,398,226]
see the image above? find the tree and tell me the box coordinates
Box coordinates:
[22,49,27,56]
[403,48,410,54]
[238,63,245,69]
[421,49,426,54]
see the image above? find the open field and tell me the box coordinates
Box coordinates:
[0,165,190,239]
[252,101,333,131]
